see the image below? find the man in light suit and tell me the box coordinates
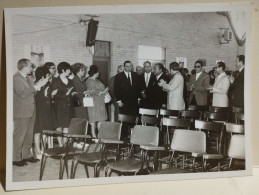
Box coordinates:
[187,60,210,105]
[139,61,156,109]
[13,59,47,166]
[229,55,245,109]
[208,62,230,107]
[158,62,185,110]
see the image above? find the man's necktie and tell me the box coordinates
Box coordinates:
[145,74,149,87]
[128,73,131,86]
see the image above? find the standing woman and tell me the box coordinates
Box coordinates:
[51,62,77,146]
[34,67,58,159]
[86,65,108,139]
[71,63,89,121]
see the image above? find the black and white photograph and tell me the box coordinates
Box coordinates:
[4,3,252,190]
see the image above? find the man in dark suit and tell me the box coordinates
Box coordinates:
[139,61,156,109]
[114,60,141,115]
[187,60,210,106]
[149,63,168,109]
[13,59,47,166]
[229,55,245,109]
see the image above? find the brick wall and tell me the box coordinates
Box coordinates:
[11,12,241,76]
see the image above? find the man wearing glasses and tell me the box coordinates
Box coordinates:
[187,60,210,106]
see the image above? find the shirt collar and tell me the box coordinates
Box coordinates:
[19,71,27,78]
[124,71,131,76]
[196,71,202,76]
[239,67,244,72]
[156,72,163,80]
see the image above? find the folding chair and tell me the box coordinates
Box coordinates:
[140,115,161,127]
[235,113,244,124]
[70,121,123,178]
[159,109,180,118]
[139,108,159,117]
[39,118,90,180]
[180,110,202,128]
[187,105,208,112]
[203,111,229,122]
[209,106,230,113]
[105,125,162,176]
[232,106,244,113]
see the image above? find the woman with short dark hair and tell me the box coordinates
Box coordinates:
[51,62,77,146]
[86,65,108,139]
[33,67,58,159]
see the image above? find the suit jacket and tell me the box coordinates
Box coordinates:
[212,72,230,107]
[139,72,156,108]
[13,72,36,118]
[229,68,244,108]
[188,72,210,105]
[114,71,141,115]
[150,73,168,109]
[162,72,185,110]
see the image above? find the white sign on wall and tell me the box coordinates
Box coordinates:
[176,57,187,68]
[24,45,50,67]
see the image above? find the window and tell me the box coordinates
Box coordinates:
[138,45,166,66]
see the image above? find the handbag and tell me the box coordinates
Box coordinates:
[71,95,81,107]
[104,92,112,103]
[83,95,94,107]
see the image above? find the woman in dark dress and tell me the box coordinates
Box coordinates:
[71,63,89,121]
[51,62,77,146]
[34,67,58,159]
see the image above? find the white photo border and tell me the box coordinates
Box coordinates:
[4,3,253,191]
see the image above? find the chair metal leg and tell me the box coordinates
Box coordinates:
[64,159,69,179]
[192,158,196,172]
[84,165,89,178]
[203,159,207,172]
[70,159,75,179]
[94,164,98,177]
[39,155,48,181]
[105,167,109,177]
[228,158,233,170]
[182,155,186,169]
[72,160,79,179]
[217,162,221,171]
[59,157,65,179]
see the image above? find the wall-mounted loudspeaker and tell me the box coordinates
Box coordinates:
[86,19,99,47]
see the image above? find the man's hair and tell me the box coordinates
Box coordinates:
[170,62,180,71]
[17,59,30,70]
[136,65,143,70]
[237,55,245,65]
[194,60,203,67]
[154,63,165,71]
[71,63,85,75]
[217,61,226,71]
[124,60,132,66]
[143,61,151,66]
[57,62,71,74]
[43,62,55,70]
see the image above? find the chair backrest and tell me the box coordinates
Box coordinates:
[209,106,229,113]
[228,134,245,159]
[98,121,122,140]
[160,109,179,118]
[171,130,206,154]
[203,111,228,122]
[118,114,138,124]
[180,110,202,120]
[232,107,244,113]
[140,115,161,126]
[130,125,159,146]
[235,113,245,124]
[162,117,191,129]
[68,118,88,135]
[139,108,159,117]
[226,123,245,134]
[188,105,208,112]
[195,120,224,132]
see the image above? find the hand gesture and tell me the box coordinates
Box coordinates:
[158,79,165,87]
[44,86,49,97]
[117,101,124,107]
[51,89,58,96]
[71,92,78,96]
[66,87,74,96]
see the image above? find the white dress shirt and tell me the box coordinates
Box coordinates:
[124,71,132,85]
[156,72,163,80]
[144,72,151,87]
[196,71,202,80]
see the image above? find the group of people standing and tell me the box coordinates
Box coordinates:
[13,55,245,166]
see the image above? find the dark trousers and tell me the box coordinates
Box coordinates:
[190,95,197,105]
[13,110,35,161]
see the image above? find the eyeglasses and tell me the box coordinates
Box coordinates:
[194,66,201,68]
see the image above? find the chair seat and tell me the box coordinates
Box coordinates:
[151,167,192,175]
[107,159,142,172]
[203,154,224,160]
[43,147,67,156]
[74,152,116,164]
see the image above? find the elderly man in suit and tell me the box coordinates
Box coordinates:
[149,63,168,109]
[158,62,185,110]
[114,60,141,115]
[207,62,230,107]
[188,60,210,106]
[139,61,156,109]
[229,55,245,109]
[13,59,47,166]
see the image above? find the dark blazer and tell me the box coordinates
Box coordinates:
[187,72,210,105]
[13,72,36,118]
[114,71,141,115]
[72,75,87,105]
[229,68,244,108]
[150,73,168,109]
[139,72,156,108]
